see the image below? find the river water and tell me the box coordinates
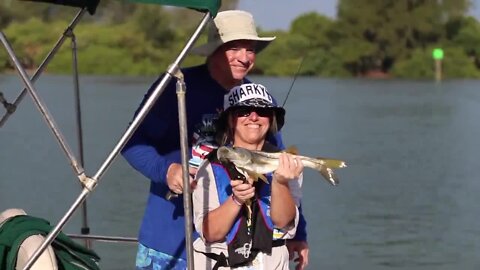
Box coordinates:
[1,74,480,269]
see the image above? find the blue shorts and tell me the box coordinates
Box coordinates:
[135,243,187,270]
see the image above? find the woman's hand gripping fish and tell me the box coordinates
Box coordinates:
[217,146,347,185]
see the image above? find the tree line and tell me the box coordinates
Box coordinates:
[1,0,480,78]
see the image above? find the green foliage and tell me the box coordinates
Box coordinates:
[442,47,480,78]
[449,17,480,55]
[95,0,138,24]
[259,19,350,77]
[392,47,480,78]
[256,32,307,76]
[335,0,472,76]
[0,4,14,28]
[1,0,480,78]
[3,19,67,68]
[132,6,176,47]
[290,12,335,48]
[0,50,7,72]
[391,49,435,78]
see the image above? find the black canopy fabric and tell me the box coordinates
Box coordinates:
[19,0,100,15]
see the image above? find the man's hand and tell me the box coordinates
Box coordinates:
[287,240,309,270]
[166,163,197,194]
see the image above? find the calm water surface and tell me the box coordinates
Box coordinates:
[1,74,480,269]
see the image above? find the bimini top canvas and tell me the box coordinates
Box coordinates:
[19,0,100,15]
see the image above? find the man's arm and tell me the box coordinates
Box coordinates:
[292,204,307,241]
[122,134,178,183]
[121,77,178,183]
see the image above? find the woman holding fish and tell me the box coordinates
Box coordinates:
[192,83,304,269]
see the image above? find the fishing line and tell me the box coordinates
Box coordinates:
[282,55,306,108]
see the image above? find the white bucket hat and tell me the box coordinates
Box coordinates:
[191,10,276,56]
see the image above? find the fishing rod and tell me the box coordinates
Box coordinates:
[282,55,306,108]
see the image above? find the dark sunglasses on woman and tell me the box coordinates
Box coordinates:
[232,107,274,118]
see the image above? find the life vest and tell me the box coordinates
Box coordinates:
[199,143,284,269]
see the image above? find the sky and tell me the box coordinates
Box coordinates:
[237,0,480,31]
[238,0,337,30]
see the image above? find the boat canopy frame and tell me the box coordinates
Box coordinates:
[0,1,101,252]
[1,0,221,269]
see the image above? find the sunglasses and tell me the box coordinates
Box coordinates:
[232,107,274,118]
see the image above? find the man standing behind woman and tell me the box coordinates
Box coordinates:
[122,10,308,270]
[192,83,303,269]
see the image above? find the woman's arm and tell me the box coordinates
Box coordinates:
[193,163,255,243]
[202,179,255,242]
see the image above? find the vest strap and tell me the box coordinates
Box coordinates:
[272,239,286,247]
[196,250,229,270]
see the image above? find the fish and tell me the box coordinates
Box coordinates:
[217,146,347,186]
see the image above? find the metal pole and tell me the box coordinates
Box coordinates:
[175,75,195,270]
[0,32,86,177]
[19,12,212,269]
[1,32,92,270]
[70,31,91,249]
[67,234,137,243]
[0,8,86,127]
[435,59,442,82]
[92,12,211,181]
[23,188,91,270]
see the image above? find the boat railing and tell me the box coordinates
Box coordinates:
[67,234,138,243]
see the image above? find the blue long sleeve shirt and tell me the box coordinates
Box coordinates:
[121,64,307,262]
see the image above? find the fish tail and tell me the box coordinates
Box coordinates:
[315,158,347,169]
[305,160,341,186]
[319,167,339,186]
